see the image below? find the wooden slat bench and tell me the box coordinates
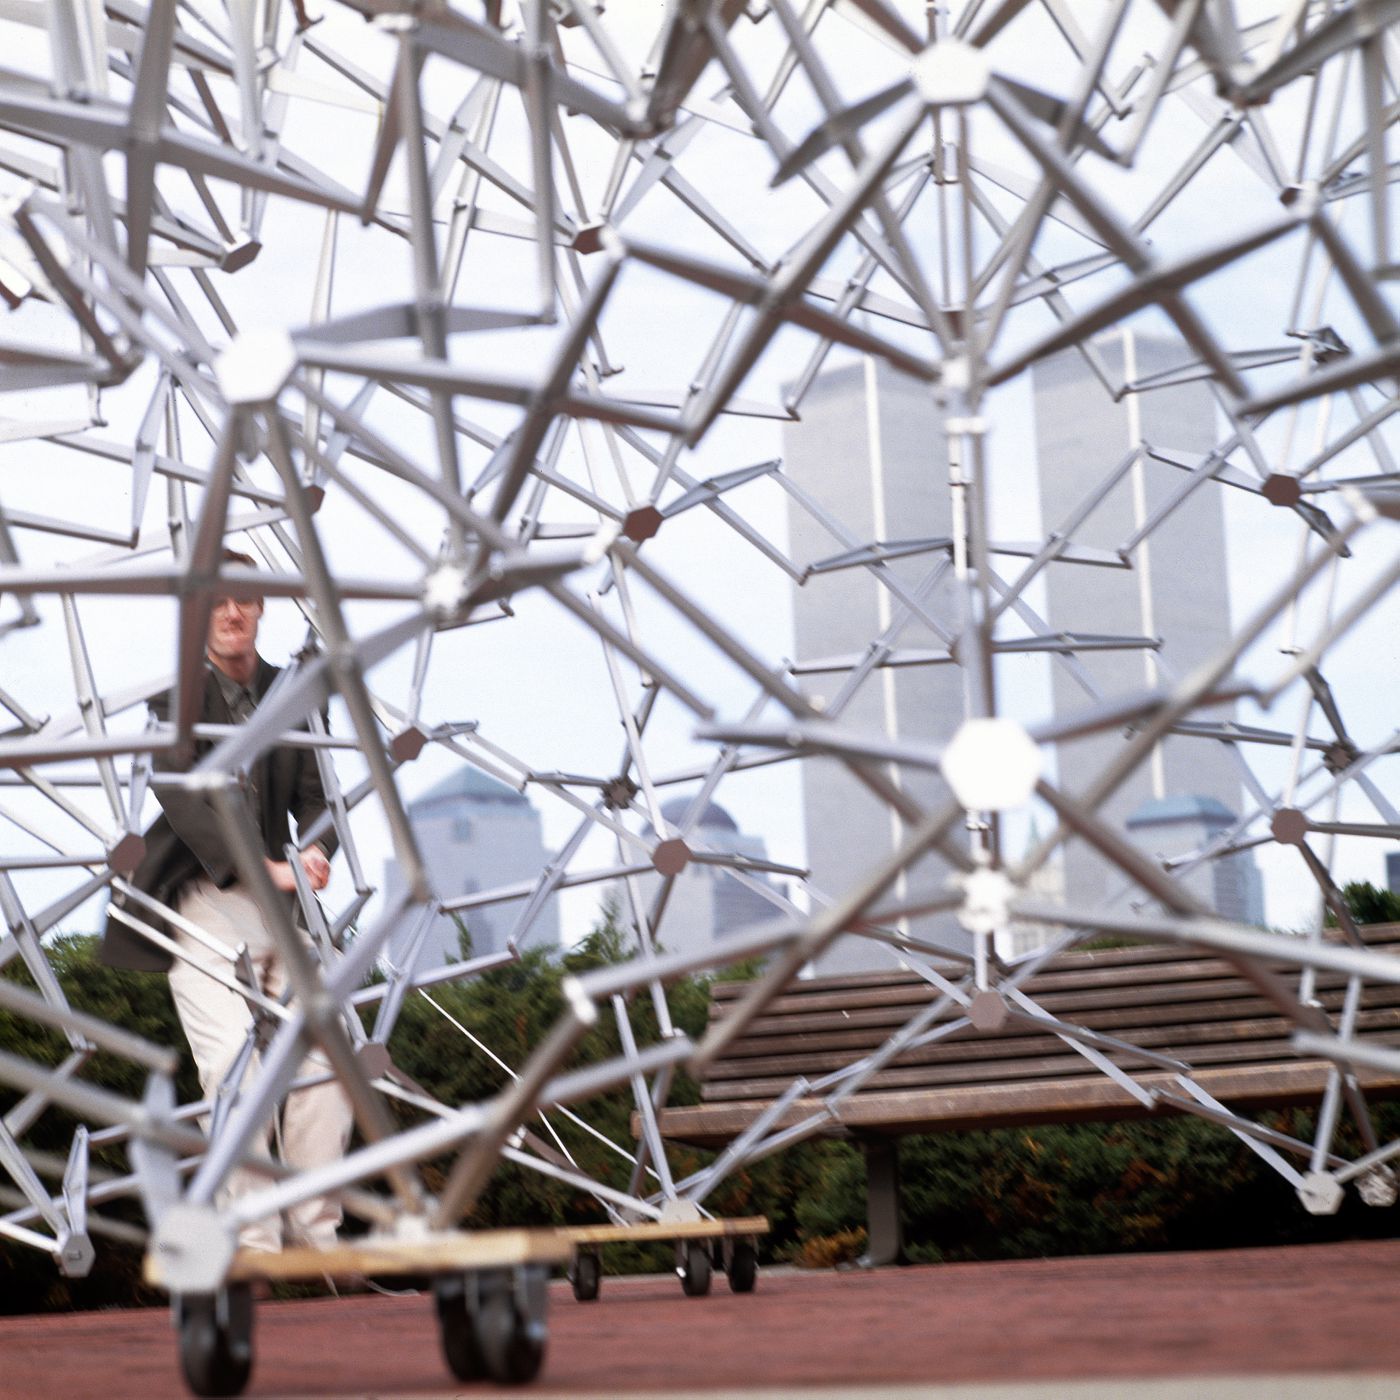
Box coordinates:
[656,923,1400,1265]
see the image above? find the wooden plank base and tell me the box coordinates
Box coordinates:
[558,1215,768,1247]
[222,1228,572,1283]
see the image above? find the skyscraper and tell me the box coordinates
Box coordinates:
[783,338,1261,972]
[382,767,559,976]
[783,358,968,972]
[1032,333,1262,924]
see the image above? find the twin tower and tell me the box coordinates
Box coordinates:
[786,336,1263,974]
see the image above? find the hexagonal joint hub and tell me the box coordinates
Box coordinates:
[1296,1170,1344,1216]
[652,838,690,877]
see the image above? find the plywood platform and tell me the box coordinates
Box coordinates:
[558,1215,768,1247]
[221,1227,572,1282]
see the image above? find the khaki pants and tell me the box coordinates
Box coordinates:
[171,876,353,1253]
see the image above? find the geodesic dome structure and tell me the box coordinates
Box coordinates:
[2,1,1400,1384]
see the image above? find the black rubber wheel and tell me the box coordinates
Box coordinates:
[728,1239,758,1294]
[177,1286,254,1398]
[679,1240,711,1297]
[476,1273,547,1385]
[571,1250,601,1302]
[434,1275,488,1382]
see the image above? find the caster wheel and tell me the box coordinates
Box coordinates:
[177,1285,254,1398]
[728,1239,758,1294]
[571,1250,601,1302]
[679,1240,711,1297]
[476,1268,548,1385]
[434,1274,488,1382]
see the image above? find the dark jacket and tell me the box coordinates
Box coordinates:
[101,658,337,971]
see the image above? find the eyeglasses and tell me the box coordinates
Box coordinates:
[212,596,261,614]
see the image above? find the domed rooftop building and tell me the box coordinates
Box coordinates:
[383,764,558,976]
[622,792,790,958]
[656,795,738,833]
[408,765,534,816]
[1128,794,1263,926]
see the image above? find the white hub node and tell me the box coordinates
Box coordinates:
[958,867,1014,936]
[214,330,298,405]
[147,1203,237,1293]
[911,40,991,106]
[1296,1171,1344,1216]
[942,719,1042,812]
[1357,1166,1397,1208]
[423,565,470,621]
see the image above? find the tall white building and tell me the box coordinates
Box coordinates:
[783,340,1262,972]
[783,358,966,972]
[1032,334,1262,926]
[383,767,559,975]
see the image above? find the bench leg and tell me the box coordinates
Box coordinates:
[860,1138,904,1268]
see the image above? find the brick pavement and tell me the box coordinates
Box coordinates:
[3,1238,1399,1399]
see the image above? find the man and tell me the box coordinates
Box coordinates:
[103,548,353,1253]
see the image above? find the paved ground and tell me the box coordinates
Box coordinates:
[4,1238,1400,1398]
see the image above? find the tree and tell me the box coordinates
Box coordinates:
[1343,881,1400,926]
[0,936,197,1314]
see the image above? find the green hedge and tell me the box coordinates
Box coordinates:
[3,884,1400,1312]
